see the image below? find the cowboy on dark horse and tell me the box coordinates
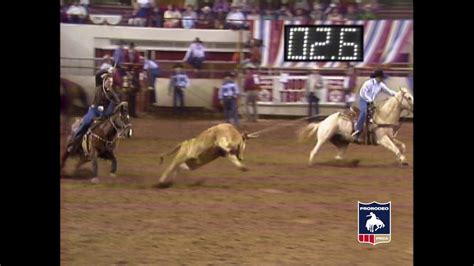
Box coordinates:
[66,67,121,152]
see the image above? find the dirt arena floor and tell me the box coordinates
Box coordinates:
[60,115,413,265]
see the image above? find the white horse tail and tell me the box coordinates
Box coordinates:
[297,123,320,143]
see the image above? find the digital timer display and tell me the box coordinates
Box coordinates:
[284,25,364,62]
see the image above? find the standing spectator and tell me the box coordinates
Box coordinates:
[124,42,141,66]
[246,5,260,20]
[359,4,376,20]
[197,6,215,29]
[66,2,88,24]
[129,0,154,27]
[183,38,206,72]
[168,64,190,113]
[261,9,275,20]
[345,4,359,20]
[213,0,230,13]
[225,5,246,29]
[199,0,214,10]
[277,5,293,20]
[293,8,308,22]
[184,0,198,9]
[305,68,323,119]
[113,41,126,67]
[309,3,325,20]
[163,4,182,28]
[243,67,260,122]
[293,0,310,13]
[80,0,90,14]
[327,6,343,22]
[219,72,241,126]
[143,56,160,103]
[182,5,198,29]
[99,55,113,71]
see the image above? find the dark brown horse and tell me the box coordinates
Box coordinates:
[60,102,133,179]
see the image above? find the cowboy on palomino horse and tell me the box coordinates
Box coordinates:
[352,69,397,143]
[297,69,414,165]
[66,67,121,152]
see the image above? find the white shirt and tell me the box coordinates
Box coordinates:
[359,78,396,102]
[144,59,158,70]
[137,0,152,7]
[226,11,245,24]
[183,43,205,60]
[99,62,112,71]
[66,5,87,16]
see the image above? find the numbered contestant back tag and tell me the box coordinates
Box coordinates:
[284,25,364,61]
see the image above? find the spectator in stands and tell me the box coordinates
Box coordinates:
[309,3,325,20]
[293,0,310,13]
[327,6,343,22]
[164,4,182,28]
[293,8,309,22]
[345,4,359,20]
[213,0,230,13]
[185,0,198,9]
[305,68,323,120]
[113,41,126,66]
[242,38,262,67]
[199,0,214,10]
[197,6,215,29]
[225,5,246,30]
[246,5,260,20]
[124,42,140,65]
[183,38,206,72]
[99,55,113,71]
[243,66,260,122]
[66,2,88,24]
[359,4,376,20]
[168,64,190,113]
[80,0,89,14]
[261,9,275,20]
[182,5,198,29]
[277,5,293,20]
[143,56,160,103]
[219,72,241,126]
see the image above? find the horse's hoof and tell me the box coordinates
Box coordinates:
[155,182,173,189]
[240,167,249,172]
[109,173,117,177]
[91,177,100,184]
[401,161,409,166]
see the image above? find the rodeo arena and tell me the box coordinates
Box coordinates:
[60,0,413,264]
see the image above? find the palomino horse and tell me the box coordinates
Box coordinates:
[298,87,413,165]
[60,102,133,179]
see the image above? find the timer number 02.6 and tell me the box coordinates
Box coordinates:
[284,26,364,61]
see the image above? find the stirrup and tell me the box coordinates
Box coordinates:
[351,130,360,137]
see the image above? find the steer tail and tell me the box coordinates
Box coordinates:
[159,144,181,164]
[297,123,319,143]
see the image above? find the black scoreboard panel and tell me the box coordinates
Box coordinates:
[284,25,364,62]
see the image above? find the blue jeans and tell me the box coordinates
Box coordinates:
[355,98,368,132]
[73,106,101,138]
[173,87,185,110]
[73,102,116,138]
[187,57,204,70]
[148,68,159,89]
[223,97,240,126]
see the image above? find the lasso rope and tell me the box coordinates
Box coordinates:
[247,114,327,137]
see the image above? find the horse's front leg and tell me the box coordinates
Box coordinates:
[91,150,99,177]
[377,135,408,165]
[392,138,406,154]
[110,152,117,177]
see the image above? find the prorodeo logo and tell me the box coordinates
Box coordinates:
[358,201,391,245]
